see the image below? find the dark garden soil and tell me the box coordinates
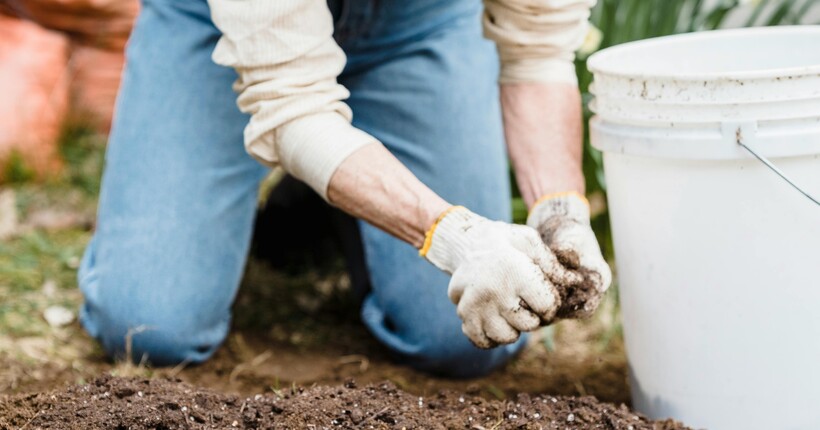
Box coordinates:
[2,240,638,428]
[0,376,689,429]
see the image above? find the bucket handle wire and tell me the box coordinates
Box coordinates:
[733,126,820,207]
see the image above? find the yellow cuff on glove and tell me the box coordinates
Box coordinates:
[419,205,464,257]
[530,191,589,214]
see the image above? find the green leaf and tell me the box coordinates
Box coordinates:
[512,197,528,224]
[766,0,800,26]
[795,0,819,24]
[746,0,772,26]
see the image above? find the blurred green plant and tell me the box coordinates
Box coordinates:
[0,229,88,336]
[512,0,815,260]
[1,150,37,185]
[57,123,106,197]
[0,122,104,337]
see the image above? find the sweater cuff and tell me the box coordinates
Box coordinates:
[500,57,578,85]
[273,112,379,201]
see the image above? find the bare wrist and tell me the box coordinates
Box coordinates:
[327,144,452,249]
[417,198,452,249]
[518,169,585,209]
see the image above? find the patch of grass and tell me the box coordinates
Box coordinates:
[0,123,102,339]
[8,122,105,218]
[1,151,37,185]
[0,230,88,294]
[0,126,102,395]
[57,123,106,197]
[0,229,90,337]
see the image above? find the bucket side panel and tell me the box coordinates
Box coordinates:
[605,151,820,429]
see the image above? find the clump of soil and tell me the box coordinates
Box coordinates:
[1,375,689,429]
[554,268,604,320]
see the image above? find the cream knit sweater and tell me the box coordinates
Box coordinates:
[208,0,594,200]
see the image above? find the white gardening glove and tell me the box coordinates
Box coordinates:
[421,206,581,348]
[527,192,612,319]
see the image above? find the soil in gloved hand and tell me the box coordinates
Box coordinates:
[1,376,691,429]
[553,252,604,320]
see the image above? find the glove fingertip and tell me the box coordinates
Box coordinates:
[554,247,581,270]
[551,264,584,286]
[463,324,496,349]
[527,244,582,286]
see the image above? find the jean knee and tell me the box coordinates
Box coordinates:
[81,299,227,367]
[408,330,528,379]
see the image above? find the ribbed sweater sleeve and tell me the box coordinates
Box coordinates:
[208,1,593,201]
[208,0,378,200]
[483,0,595,84]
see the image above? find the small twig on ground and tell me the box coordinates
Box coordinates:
[19,410,41,430]
[337,354,370,373]
[485,384,506,400]
[112,325,154,377]
[574,380,588,396]
[489,417,505,430]
[182,406,191,430]
[124,325,152,363]
[357,406,390,428]
[167,358,192,378]
[229,350,273,384]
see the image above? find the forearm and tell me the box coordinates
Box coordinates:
[327,143,450,248]
[482,0,593,207]
[502,82,585,208]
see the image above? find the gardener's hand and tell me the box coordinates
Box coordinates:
[421,206,581,348]
[527,192,612,319]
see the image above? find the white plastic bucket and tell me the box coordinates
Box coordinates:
[588,26,820,429]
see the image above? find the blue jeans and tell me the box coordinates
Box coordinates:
[79,0,526,378]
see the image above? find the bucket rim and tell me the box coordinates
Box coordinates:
[588,26,820,82]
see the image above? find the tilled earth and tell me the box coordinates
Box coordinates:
[0,375,689,429]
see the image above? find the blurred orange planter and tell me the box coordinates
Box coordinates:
[0,0,138,179]
[0,14,70,179]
